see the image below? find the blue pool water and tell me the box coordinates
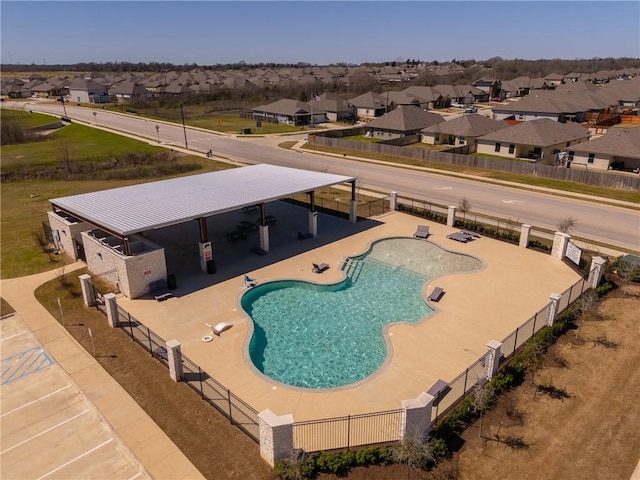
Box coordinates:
[242,238,482,389]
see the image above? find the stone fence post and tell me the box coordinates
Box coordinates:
[588,256,607,288]
[258,410,294,467]
[547,293,562,326]
[519,224,531,248]
[401,392,434,440]
[551,232,570,259]
[484,340,502,380]
[447,206,457,227]
[104,293,119,328]
[166,339,183,382]
[79,274,95,308]
[390,191,398,211]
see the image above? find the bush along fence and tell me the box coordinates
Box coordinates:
[78,246,607,468]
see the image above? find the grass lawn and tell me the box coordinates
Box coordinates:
[1,114,234,279]
[2,112,165,172]
[104,103,304,134]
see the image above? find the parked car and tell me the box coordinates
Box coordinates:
[464,106,478,113]
[450,102,465,108]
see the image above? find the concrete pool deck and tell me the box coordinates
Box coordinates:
[118,210,582,421]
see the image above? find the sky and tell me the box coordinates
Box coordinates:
[1,1,639,66]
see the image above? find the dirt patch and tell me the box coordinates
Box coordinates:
[453,291,640,480]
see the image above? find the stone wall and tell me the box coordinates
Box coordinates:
[81,232,167,298]
[47,211,92,260]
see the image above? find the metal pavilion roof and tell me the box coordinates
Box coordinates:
[51,164,356,236]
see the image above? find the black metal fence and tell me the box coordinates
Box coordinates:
[293,409,404,452]
[290,268,596,450]
[112,305,260,441]
[88,261,596,454]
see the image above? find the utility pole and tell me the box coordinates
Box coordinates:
[180,104,189,149]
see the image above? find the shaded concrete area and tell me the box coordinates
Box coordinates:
[118,211,582,422]
[143,200,382,297]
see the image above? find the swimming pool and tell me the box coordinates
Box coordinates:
[241,238,482,389]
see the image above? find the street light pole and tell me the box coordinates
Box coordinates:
[180,104,188,149]
[155,125,160,142]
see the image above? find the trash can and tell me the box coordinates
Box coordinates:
[206,259,216,274]
[167,274,177,290]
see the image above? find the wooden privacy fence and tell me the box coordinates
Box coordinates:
[308,135,640,190]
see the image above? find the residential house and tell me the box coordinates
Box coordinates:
[252,99,325,126]
[109,81,153,103]
[491,90,612,123]
[313,93,354,122]
[401,86,446,109]
[544,73,565,87]
[67,78,111,103]
[348,92,387,120]
[364,105,444,140]
[476,118,590,163]
[501,76,532,98]
[472,78,502,99]
[421,114,507,151]
[568,127,640,171]
[433,84,488,104]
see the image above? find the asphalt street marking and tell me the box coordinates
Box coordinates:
[0,331,27,342]
[127,473,143,480]
[502,200,524,204]
[0,409,90,455]
[0,385,72,418]
[36,438,114,480]
[434,186,453,190]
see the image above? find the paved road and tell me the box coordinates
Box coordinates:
[12,101,640,252]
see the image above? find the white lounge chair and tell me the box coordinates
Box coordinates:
[205,322,234,336]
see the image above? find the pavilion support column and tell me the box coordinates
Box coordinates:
[123,236,131,256]
[198,241,213,273]
[308,211,318,237]
[259,225,270,253]
[197,217,212,273]
[349,181,357,224]
[308,192,318,237]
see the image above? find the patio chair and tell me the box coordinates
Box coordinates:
[428,287,445,302]
[243,275,258,288]
[447,232,470,243]
[413,225,430,239]
[312,263,330,274]
[205,322,234,336]
[297,231,313,240]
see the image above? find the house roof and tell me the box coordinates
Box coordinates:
[365,105,444,132]
[253,99,318,116]
[348,91,386,109]
[570,127,640,159]
[109,81,151,96]
[422,113,507,137]
[50,164,355,237]
[478,118,590,146]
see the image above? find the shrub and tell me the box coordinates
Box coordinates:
[315,450,355,476]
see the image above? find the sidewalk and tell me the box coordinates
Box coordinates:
[0,264,204,480]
